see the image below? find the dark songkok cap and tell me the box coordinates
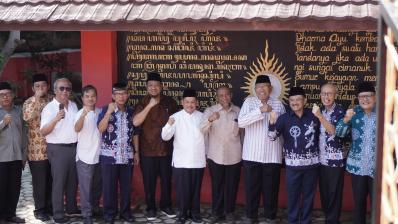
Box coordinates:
[147,72,162,82]
[183,88,196,98]
[357,81,375,95]
[32,73,48,84]
[0,82,12,91]
[255,75,271,84]
[289,86,306,97]
[112,82,127,92]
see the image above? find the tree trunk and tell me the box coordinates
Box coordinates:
[0,31,22,77]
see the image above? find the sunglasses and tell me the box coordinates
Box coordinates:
[58,86,72,92]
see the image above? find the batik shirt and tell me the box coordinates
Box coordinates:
[269,108,320,169]
[336,105,376,177]
[319,103,345,167]
[98,105,139,165]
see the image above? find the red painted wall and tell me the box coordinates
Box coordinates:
[80,31,357,211]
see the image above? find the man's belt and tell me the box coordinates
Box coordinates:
[48,143,77,147]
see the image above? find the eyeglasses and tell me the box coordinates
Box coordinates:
[58,86,72,92]
[358,93,375,100]
[320,92,335,97]
[0,92,12,98]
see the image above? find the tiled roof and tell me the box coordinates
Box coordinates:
[0,0,379,30]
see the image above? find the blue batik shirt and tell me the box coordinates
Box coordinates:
[269,108,320,169]
[98,105,139,165]
[336,105,376,178]
[319,103,346,167]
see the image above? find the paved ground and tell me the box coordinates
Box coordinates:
[12,165,368,224]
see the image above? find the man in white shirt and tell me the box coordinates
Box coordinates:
[238,75,285,224]
[200,86,242,223]
[74,85,101,224]
[161,88,205,224]
[40,78,79,224]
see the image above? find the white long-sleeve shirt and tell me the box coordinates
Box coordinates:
[161,110,206,168]
[238,96,285,163]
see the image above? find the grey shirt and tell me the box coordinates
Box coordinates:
[0,105,27,162]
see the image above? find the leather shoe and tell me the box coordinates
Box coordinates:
[5,217,25,223]
[34,213,50,222]
[83,217,93,224]
[120,216,135,223]
[53,217,69,224]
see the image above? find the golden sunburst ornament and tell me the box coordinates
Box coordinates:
[242,40,290,102]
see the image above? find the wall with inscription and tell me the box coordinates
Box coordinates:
[118,31,377,109]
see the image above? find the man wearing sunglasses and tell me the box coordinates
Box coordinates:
[336,81,377,224]
[40,78,79,224]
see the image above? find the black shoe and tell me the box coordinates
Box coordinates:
[92,207,103,218]
[241,217,256,224]
[5,217,25,223]
[34,212,50,222]
[208,215,224,224]
[120,215,135,223]
[161,207,176,218]
[146,210,157,221]
[265,218,277,224]
[225,213,236,223]
[176,216,186,224]
[104,220,114,224]
[191,214,203,224]
[53,217,70,224]
[65,209,81,217]
[83,217,93,224]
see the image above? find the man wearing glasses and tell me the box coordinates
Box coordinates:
[336,81,376,224]
[0,82,26,223]
[40,78,79,223]
[313,83,345,224]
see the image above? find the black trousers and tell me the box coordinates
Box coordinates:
[0,160,22,219]
[286,167,318,224]
[351,174,373,224]
[208,159,241,216]
[243,160,281,220]
[101,163,133,221]
[90,163,102,210]
[29,160,52,215]
[173,167,204,218]
[319,165,344,224]
[140,155,172,212]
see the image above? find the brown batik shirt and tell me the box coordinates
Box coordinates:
[135,94,178,157]
[22,95,51,161]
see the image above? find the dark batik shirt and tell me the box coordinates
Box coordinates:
[269,108,320,169]
[98,105,139,165]
[319,103,346,167]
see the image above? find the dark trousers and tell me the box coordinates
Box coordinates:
[286,167,318,224]
[29,160,52,215]
[319,165,344,224]
[101,163,133,221]
[208,159,241,216]
[90,163,102,210]
[173,167,204,218]
[351,174,373,224]
[140,155,172,212]
[47,144,78,220]
[0,160,22,219]
[243,160,281,219]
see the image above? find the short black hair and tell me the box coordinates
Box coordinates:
[82,85,97,95]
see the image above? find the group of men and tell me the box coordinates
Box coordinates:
[0,72,376,224]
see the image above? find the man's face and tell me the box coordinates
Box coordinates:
[0,89,13,108]
[289,95,306,113]
[147,80,162,97]
[358,91,376,111]
[182,97,197,114]
[216,88,232,107]
[112,90,129,106]
[54,80,72,102]
[255,83,272,101]
[32,81,48,97]
[82,89,97,108]
[320,85,337,108]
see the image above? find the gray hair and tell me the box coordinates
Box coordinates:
[53,78,72,90]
